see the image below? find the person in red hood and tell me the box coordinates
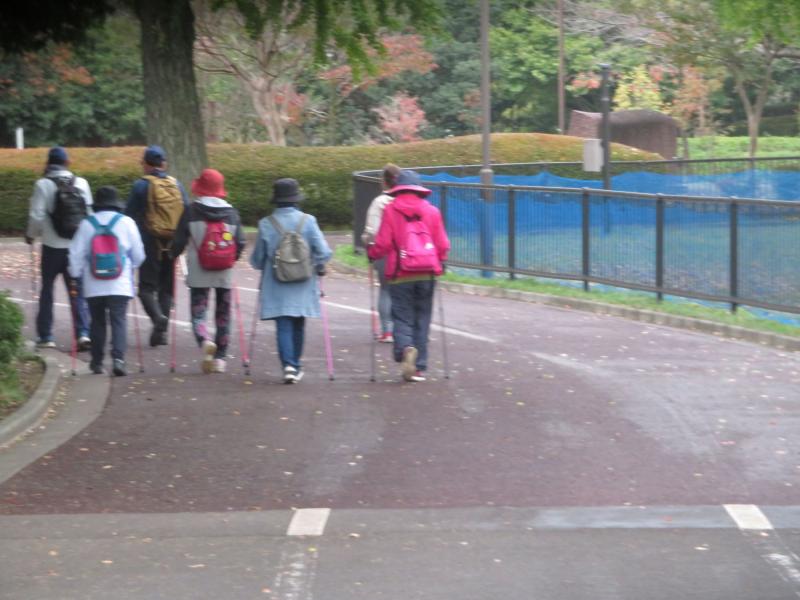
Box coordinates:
[367,170,450,382]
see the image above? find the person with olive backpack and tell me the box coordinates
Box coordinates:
[125,145,189,347]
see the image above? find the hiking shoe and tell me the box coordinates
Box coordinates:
[112,359,127,377]
[292,369,304,383]
[378,332,394,344]
[201,340,217,374]
[149,328,168,347]
[401,346,418,382]
[409,370,426,382]
[283,365,298,384]
[77,336,91,352]
[90,362,104,375]
[36,338,56,349]
[211,358,226,374]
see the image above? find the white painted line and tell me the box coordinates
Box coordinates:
[238,287,497,343]
[724,504,774,530]
[10,297,193,328]
[287,508,331,536]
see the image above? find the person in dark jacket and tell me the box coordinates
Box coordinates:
[125,145,189,347]
[171,169,245,374]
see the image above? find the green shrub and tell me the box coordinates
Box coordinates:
[0,292,23,368]
[0,134,653,231]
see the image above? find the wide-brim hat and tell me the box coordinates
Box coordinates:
[271,177,304,203]
[192,168,227,198]
[386,169,431,197]
[94,185,125,211]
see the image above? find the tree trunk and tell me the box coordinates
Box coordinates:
[250,79,287,146]
[135,0,207,187]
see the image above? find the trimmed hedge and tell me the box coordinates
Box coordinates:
[0,134,653,231]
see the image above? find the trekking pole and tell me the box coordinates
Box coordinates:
[369,270,377,382]
[30,242,37,298]
[436,278,450,379]
[170,258,178,373]
[232,283,249,373]
[245,276,262,377]
[131,277,144,373]
[319,278,335,381]
[68,279,79,377]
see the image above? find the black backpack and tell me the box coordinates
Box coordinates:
[48,176,87,239]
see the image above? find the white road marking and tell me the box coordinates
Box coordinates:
[724,504,773,530]
[287,508,331,536]
[9,297,193,328]
[238,287,496,343]
[272,549,318,600]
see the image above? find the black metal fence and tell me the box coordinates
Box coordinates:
[353,157,800,314]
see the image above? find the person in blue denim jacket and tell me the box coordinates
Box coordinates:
[250,178,332,383]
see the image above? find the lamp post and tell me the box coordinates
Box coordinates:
[600,63,611,190]
[479,0,494,276]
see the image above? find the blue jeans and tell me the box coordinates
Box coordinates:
[37,245,90,341]
[274,316,305,370]
[87,296,129,366]
[389,279,435,372]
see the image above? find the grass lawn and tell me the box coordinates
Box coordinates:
[688,136,800,159]
[335,244,800,339]
[0,355,44,420]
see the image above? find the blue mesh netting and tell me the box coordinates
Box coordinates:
[419,169,800,322]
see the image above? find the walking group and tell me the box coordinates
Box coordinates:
[26,146,449,383]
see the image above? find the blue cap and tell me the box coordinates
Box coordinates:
[143,145,167,166]
[47,146,68,165]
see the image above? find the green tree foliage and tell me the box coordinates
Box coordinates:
[0,16,145,147]
[613,65,664,111]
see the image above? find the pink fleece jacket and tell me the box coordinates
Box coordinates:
[367,192,450,280]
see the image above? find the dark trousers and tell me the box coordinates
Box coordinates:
[87,295,129,366]
[274,316,305,370]
[389,279,435,372]
[37,245,90,341]
[190,287,231,359]
[138,244,175,327]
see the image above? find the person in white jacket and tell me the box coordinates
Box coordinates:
[361,164,400,343]
[26,146,93,349]
[69,186,145,376]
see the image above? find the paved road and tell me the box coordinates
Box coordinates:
[1,239,799,599]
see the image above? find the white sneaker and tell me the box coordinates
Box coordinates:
[36,339,56,349]
[292,369,304,383]
[201,339,217,374]
[211,358,226,373]
[283,365,298,384]
[400,346,418,382]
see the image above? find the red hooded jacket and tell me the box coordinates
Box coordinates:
[367,192,450,280]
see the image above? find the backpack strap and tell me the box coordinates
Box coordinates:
[267,215,285,236]
[107,213,123,230]
[294,213,308,234]
[88,213,123,233]
[88,215,102,231]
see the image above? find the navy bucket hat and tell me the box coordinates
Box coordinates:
[386,169,431,197]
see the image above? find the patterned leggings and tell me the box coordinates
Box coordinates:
[190,287,231,359]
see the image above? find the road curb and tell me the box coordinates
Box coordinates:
[0,348,61,449]
[331,260,800,353]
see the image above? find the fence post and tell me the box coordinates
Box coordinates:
[656,194,665,303]
[582,188,590,292]
[508,188,516,280]
[730,201,739,313]
[440,185,448,226]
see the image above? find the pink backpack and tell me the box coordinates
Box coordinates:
[197,220,236,271]
[398,214,441,273]
[88,214,124,280]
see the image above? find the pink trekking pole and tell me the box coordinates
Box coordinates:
[68,279,79,376]
[319,277,334,381]
[131,278,144,373]
[170,258,178,373]
[232,283,249,373]
[368,264,379,337]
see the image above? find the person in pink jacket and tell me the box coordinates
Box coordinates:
[367,170,450,382]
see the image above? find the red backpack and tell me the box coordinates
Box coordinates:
[88,214,125,280]
[197,221,236,271]
[398,214,441,273]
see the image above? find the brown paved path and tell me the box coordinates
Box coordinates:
[1,239,798,514]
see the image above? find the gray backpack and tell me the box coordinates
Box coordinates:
[268,214,312,283]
